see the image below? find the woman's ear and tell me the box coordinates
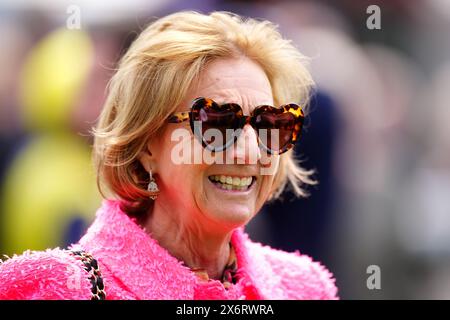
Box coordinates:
[138,140,157,174]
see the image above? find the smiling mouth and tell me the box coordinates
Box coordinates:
[208,175,256,191]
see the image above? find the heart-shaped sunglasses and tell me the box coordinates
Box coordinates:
[168,97,304,155]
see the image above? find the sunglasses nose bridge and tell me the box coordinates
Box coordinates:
[238,115,251,129]
[238,115,259,137]
[221,118,260,165]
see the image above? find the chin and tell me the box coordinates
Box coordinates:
[208,203,255,228]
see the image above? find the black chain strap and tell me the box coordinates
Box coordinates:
[69,249,106,300]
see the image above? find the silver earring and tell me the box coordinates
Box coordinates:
[147,170,159,200]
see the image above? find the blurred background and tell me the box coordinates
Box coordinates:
[1,0,449,299]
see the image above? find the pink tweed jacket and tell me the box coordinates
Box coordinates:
[0,200,338,300]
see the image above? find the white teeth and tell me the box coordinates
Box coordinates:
[209,175,254,190]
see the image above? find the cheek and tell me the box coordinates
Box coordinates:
[259,175,275,199]
[157,147,206,196]
[258,157,280,198]
[154,126,210,201]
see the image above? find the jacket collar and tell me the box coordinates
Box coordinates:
[78,200,265,299]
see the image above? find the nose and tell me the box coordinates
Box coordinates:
[226,124,261,164]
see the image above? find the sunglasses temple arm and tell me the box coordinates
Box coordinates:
[167,112,191,123]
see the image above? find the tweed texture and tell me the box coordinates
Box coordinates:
[0,199,338,300]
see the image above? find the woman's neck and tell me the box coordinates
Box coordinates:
[143,200,233,280]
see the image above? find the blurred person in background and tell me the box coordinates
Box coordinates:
[0,27,103,257]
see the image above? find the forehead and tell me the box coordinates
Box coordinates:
[181,57,274,111]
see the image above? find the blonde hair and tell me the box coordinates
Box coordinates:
[93,11,316,215]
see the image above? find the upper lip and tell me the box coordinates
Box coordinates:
[208,173,257,178]
[207,164,261,181]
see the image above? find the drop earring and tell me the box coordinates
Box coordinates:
[147,170,159,200]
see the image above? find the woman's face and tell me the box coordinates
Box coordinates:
[147,57,279,231]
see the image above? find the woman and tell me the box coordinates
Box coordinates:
[0,11,337,300]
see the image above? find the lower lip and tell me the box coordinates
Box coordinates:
[207,178,255,194]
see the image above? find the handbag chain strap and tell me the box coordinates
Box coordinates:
[69,249,106,300]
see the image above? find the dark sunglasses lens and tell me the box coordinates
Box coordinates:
[191,99,242,151]
[254,108,297,153]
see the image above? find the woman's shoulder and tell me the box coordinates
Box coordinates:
[243,236,338,300]
[0,247,92,300]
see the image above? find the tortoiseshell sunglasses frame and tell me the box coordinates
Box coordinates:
[168,97,304,155]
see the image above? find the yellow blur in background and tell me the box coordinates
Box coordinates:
[0,28,100,255]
